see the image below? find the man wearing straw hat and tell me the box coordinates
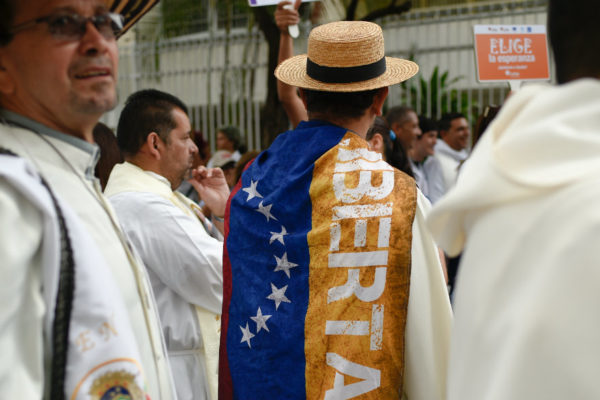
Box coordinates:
[0,0,176,398]
[219,21,451,399]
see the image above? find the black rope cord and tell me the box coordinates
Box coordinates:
[0,147,75,400]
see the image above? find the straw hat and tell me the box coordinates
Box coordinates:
[275,21,419,92]
[108,0,159,37]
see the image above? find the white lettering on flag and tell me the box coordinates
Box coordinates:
[324,304,385,351]
[336,148,383,162]
[324,353,381,399]
[377,218,391,248]
[325,320,370,336]
[354,219,367,247]
[328,251,388,267]
[333,171,394,203]
[334,159,393,173]
[327,267,387,303]
[332,203,392,221]
[370,305,384,351]
[330,222,341,251]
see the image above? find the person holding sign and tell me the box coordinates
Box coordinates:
[219,20,451,400]
[427,0,600,398]
[275,0,308,127]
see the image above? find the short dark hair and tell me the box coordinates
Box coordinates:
[117,89,188,157]
[303,88,380,120]
[93,122,123,190]
[438,113,465,133]
[0,0,17,46]
[385,106,414,126]
[548,0,600,83]
[418,116,437,137]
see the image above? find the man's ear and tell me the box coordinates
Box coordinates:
[371,87,388,116]
[146,132,163,159]
[368,132,385,155]
[298,88,308,109]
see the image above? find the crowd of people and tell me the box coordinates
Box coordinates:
[0,0,598,399]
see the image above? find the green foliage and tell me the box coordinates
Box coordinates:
[400,66,476,119]
[161,0,249,37]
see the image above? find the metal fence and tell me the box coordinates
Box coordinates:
[103,0,549,151]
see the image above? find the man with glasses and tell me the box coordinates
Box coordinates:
[0,0,176,398]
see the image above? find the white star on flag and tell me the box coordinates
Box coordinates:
[266,283,291,310]
[240,322,255,348]
[269,226,288,245]
[256,201,277,222]
[250,307,272,333]
[242,180,263,201]
[273,252,298,278]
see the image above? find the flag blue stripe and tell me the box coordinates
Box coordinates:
[225,121,347,398]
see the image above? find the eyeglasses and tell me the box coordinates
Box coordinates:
[10,12,124,41]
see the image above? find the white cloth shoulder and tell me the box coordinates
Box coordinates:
[0,154,147,399]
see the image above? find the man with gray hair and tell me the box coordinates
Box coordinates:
[0,0,175,398]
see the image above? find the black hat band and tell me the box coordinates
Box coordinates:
[306,57,387,84]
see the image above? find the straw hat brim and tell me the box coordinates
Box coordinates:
[275,55,419,92]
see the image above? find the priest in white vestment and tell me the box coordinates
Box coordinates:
[427,2,600,397]
[105,89,229,400]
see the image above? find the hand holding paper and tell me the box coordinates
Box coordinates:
[275,0,302,38]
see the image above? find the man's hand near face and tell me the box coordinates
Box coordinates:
[189,165,230,219]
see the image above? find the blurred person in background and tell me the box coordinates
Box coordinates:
[366,115,414,178]
[410,116,445,204]
[211,126,246,165]
[93,122,122,190]
[433,112,469,194]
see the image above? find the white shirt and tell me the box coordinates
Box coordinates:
[410,156,446,204]
[428,79,600,400]
[0,111,176,400]
[433,139,468,194]
[106,161,223,400]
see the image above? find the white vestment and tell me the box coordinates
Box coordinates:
[428,79,600,400]
[0,149,149,399]
[433,139,468,194]
[0,110,176,399]
[105,161,223,400]
[402,190,453,399]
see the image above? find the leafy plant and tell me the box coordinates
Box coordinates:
[400,66,477,120]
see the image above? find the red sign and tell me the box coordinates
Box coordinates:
[474,25,550,82]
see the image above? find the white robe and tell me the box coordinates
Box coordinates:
[0,111,176,399]
[428,79,600,400]
[106,161,223,400]
[0,144,149,399]
[402,190,453,400]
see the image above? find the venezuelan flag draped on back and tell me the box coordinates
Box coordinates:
[219,120,417,399]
